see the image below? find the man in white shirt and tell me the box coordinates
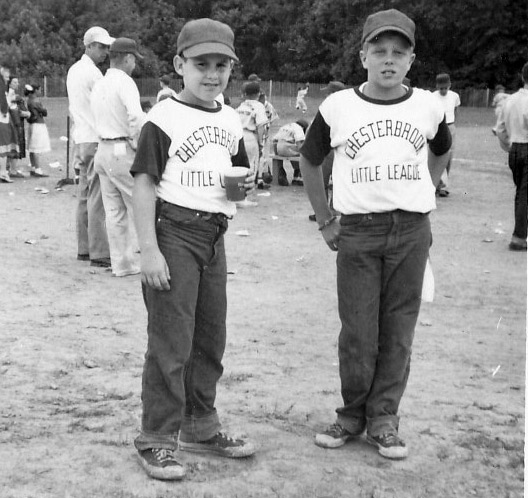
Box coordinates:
[433,73,461,197]
[67,26,114,267]
[496,62,528,251]
[91,38,147,276]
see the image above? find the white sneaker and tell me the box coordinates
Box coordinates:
[236,199,258,208]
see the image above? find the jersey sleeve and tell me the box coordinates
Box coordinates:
[231,138,250,167]
[130,121,171,183]
[428,117,452,156]
[299,111,331,166]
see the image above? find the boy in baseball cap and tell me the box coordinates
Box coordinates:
[132,18,255,481]
[301,8,452,460]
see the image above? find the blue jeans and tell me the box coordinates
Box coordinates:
[134,202,229,451]
[335,210,431,437]
[508,143,528,240]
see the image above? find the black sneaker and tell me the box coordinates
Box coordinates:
[366,432,408,459]
[291,178,304,186]
[257,182,270,190]
[308,214,317,222]
[315,422,364,449]
[179,431,255,458]
[77,253,90,261]
[137,448,186,480]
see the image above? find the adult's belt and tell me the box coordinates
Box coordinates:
[101,137,129,141]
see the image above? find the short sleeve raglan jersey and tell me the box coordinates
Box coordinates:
[131,98,249,217]
[432,89,460,124]
[274,122,305,144]
[236,99,268,133]
[300,86,451,215]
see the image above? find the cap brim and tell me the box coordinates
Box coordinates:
[182,42,239,62]
[364,27,414,46]
[92,35,115,46]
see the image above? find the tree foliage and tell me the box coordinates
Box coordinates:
[0,0,524,89]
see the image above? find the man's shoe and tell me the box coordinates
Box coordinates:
[179,431,255,458]
[137,448,185,481]
[366,432,408,460]
[9,169,26,178]
[278,174,289,186]
[257,182,270,190]
[291,178,304,186]
[509,241,527,251]
[77,253,90,261]
[308,214,317,222]
[30,168,49,178]
[90,257,112,268]
[315,422,364,449]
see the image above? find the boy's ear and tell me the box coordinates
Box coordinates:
[173,55,184,76]
[359,50,368,69]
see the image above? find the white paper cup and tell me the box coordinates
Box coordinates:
[224,167,248,201]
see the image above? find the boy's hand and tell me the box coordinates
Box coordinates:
[140,248,171,291]
[319,217,340,251]
[244,169,256,194]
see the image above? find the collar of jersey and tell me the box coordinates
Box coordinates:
[354,84,413,105]
[171,97,223,113]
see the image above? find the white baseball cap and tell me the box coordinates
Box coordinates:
[83,26,115,47]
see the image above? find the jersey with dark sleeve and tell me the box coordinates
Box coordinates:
[300,86,450,214]
[130,97,249,216]
[131,121,249,183]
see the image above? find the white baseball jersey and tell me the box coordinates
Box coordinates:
[300,85,451,215]
[131,98,249,217]
[236,99,268,132]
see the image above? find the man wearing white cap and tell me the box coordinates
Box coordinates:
[67,26,114,268]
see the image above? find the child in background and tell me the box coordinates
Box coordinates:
[295,83,309,113]
[491,84,509,136]
[236,81,268,199]
[0,63,18,183]
[131,18,255,482]
[156,74,178,102]
[432,73,460,197]
[300,8,451,460]
[6,76,31,178]
[272,119,309,186]
[25,83,50,178]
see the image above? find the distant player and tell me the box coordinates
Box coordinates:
[433,73,460,197]
[296,83,309,113]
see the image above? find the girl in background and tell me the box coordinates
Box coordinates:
[25,83,50,177]
[7,75,31,177]
[0,63,19,182]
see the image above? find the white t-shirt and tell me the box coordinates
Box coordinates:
[433,90,460,124]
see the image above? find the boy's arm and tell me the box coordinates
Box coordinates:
[300,155,339,251]
[132,173,170,291]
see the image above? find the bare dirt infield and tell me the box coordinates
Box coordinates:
[0,105,525,498]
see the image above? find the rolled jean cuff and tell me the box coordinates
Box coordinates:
[134,430,179,451]
[336,414,366,435]
[367,414,400,437]
[179,411,221,443]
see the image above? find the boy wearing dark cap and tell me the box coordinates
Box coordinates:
[131,18,255,481]
[300,9,451,459]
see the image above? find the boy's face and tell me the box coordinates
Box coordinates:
[436,83,450,96]
[174,53,233,107]
[360,33,415,94]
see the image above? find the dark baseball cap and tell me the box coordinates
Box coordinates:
[110,38,144,59]
[247,73,261,81]
[362,9,415,46]
[177,18,238,61]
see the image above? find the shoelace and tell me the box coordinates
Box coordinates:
[378,433,402,446]
[216,432,236,443]
[153,448,176,463]
[327,423,346,436]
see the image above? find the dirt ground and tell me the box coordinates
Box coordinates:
[0,106,525,498]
